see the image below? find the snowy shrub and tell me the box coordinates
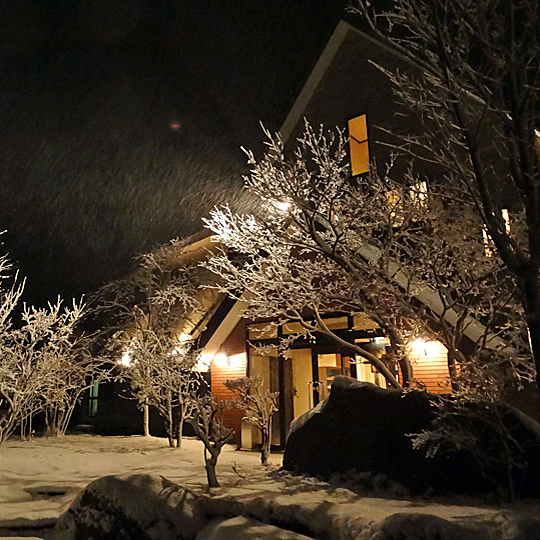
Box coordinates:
[224,375,278,465]
[189,395,235,488]
[0,248,95,442]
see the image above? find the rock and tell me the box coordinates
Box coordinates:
[355,513,485,540]
[53,474,207,540]
[283,376,526,495]
[195,516,314,540]
[50,471,540,540]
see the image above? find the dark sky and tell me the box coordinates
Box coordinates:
[0,0,347,305]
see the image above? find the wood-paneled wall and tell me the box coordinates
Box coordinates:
[210,318,247,445]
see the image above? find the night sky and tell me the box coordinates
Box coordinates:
[0,0,347,305]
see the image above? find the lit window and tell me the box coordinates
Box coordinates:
[502,208,510,231]
[88,381,99,417]
[348,114,369,176]
[386,179,428,225]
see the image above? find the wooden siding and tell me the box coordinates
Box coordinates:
[409,341,451,394]
[210,318,248,445]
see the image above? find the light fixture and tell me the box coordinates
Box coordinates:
[178,332,190,343]
[194,353,212,373]
[275,201,291,212]
[119,349,132,367]
[411,339,428,356]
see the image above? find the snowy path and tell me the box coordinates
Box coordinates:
[0,434,262,524]
[0,434,537,538]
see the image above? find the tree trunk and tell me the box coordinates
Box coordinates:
[0,404,16,444]
[61,402,78,436]
[205,451,220,488]
[526,313,540,394]
[387,325,413,388]
[447,350,460,393]
[519,270,540,395]
[45,408,61,438]
[166,402,176,447]
[143,402,150,437]
[398,356,413,388]
[55,410,66,437]
[260,425,271,465]
[176,408,184,449]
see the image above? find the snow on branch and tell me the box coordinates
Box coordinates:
[204,121,531,394]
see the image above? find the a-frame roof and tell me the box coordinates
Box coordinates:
[194,19,507,361]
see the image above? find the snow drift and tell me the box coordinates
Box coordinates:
[52,473,540,540]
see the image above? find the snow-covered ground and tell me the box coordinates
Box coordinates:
[0,434,538,539]
[0,434,261,525]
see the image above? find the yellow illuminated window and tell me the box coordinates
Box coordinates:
[348,114,369,176]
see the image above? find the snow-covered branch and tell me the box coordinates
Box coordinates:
[350,0,540,388]
[204,122,530,393]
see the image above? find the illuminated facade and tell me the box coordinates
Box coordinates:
[81,20,465,443]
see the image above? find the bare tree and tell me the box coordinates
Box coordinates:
[189,395,234,488]
[350,0,540,390]
[224,376,278,465]
[0,297,89,443]
[120,329,200,448]
[42,342,114,438]
[204,123,530,392]
[412,355,536,502]
[93,238,210,436]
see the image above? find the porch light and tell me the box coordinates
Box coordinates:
[178,332,190,343]
[410,339,443,357]
[275,201,291,212]
[194,353,212,373]
[411,339,428,356]
[119,349,132,367]
[212,352,246,369]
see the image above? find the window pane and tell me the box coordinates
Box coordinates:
[348,114,369,176]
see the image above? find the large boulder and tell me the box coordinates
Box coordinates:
[283,377,540,496]
[195,516,314,540]
[53,474,316,540]
[51,472,540,539]
[54,474,207,540]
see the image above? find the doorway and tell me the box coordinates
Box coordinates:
[249,350,294,449]
[248,338,390,448]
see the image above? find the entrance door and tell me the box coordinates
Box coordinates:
[270,356,294,448]
[316,352,351,401]
[250,348,357,446]
[288,348,313,419]
[249,350,294,450]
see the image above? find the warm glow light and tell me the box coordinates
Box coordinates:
[484,209,510,256]
[410,339,443,357]
[502,209,510,232]
[211,352,246,369]
[275,201,291,212]
[228,353,246,368]
[194,353,212,373]
[119,349,132,367]
[411,339,428,356]
[213,353,228,366]
[178,333,190,343]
